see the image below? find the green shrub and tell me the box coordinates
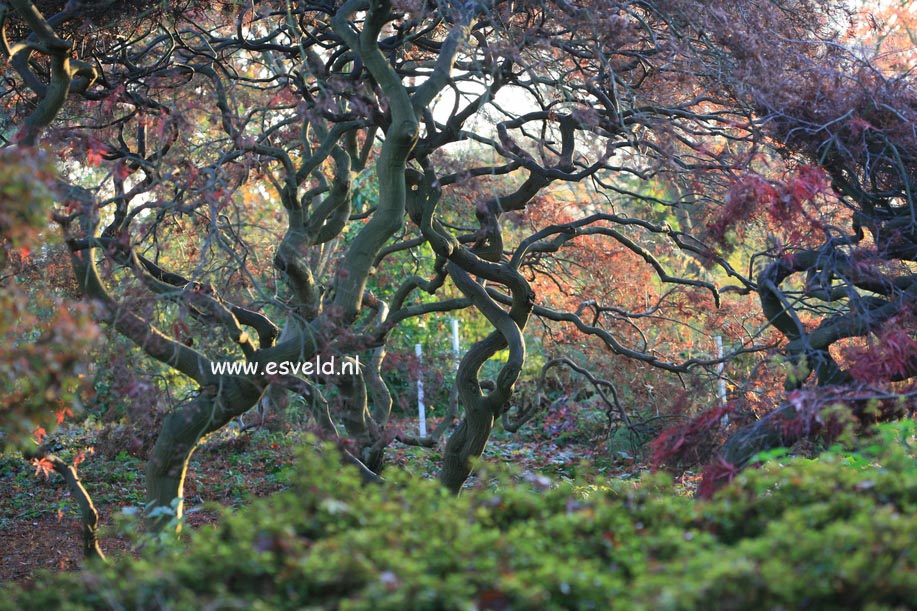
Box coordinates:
[4,424,917,610]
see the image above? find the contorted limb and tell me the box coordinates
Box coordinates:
[24,447,106,562]
[440,253,534,493]
[502,356,630,431]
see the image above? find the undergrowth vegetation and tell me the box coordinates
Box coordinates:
[4,422,916,610]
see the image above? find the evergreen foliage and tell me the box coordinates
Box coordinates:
[5,425,916,610]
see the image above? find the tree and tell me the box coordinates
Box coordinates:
[9,0,902,524]
[0,146,104,559]
[644,0,917,487]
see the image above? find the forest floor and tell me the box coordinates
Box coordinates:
[0,415,679,587]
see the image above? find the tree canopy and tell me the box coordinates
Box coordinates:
[2,0,917,527]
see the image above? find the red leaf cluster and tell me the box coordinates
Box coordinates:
[706,166,829,249]
[649,402,734,473]
[844,319,917,383]
[697,385,917,497]
[697,456,740,500]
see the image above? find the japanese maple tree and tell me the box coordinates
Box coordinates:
[5,0,904,524]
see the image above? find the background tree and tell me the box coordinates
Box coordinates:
[642,0,917,489]
[0,146,104,559]
[0,146,98,448]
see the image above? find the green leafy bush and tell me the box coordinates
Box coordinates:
[4,425,917,610]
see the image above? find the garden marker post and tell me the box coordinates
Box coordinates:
[451,318,461,365]
[416,343,427,437]
[717,335,729,425]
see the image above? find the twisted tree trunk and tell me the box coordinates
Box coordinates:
[440,260,532,493]
[146,377,263,531]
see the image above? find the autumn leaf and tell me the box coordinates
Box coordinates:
[55,408,74,426]
[86,143,104,167]
[33,427,47,445]
[73,447,94,468]
[113,161,131,181]
[32,457,55,479]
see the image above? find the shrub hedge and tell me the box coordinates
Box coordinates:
[3,424,916,610]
